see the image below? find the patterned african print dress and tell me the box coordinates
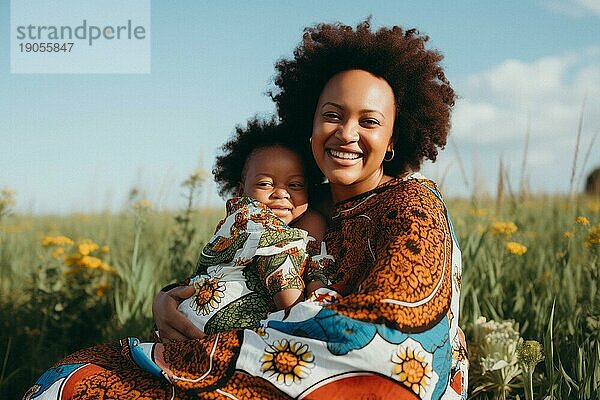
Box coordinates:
[178,196,309,334]
[24,173,468,400]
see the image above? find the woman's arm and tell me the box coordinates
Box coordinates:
[152,285,206,341]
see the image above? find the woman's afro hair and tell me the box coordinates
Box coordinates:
[270,19,456,176]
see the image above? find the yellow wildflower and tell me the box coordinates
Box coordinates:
[587,201,600,214]
[99,262,116,273]
[490,222,518,236]
[78,239,99,256]
[585,224,600,247]
[101,245,110,253]
[64,254,78,266]
[79,255,102,269]
[576,216,590,226]
[55,236,74,246]
[51,247,65,260]
[133,199,153,210]
[505,241,527,255]
[140,199,152,208]
[95,282,110,297]
[563,231,574,238]
[41,235,74,246]
[470,208,488,217]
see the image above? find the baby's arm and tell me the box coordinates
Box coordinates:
[255,221,309,311]
[257,246,306,310]
[273,288,303,310]
[291,209,329,297]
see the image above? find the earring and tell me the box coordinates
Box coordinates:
[309,137,312,144]
[384,149,395,162]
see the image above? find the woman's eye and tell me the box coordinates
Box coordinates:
[323,112,341,121]
[361,118,381,127]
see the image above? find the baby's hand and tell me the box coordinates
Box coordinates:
[306,282,342,305]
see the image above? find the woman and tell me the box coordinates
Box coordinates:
[25,20,467,400]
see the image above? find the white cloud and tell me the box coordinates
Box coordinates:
[429,47,600,197]
[543,0,600,17]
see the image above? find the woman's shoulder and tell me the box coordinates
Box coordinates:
[372,176,449,233]
[358,173,445,207]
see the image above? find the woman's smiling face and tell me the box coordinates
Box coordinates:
[311,69,396,202]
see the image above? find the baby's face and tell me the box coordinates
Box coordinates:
[241,146,309,224]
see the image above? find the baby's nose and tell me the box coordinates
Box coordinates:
[272,187,290,198]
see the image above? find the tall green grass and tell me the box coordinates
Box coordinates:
[0,189,223,399]
[455,195,599,399]
[0,191,598,399]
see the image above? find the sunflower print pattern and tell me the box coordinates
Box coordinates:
[261,339,315,385]
[26,174,468,400]
[190,275,227,316]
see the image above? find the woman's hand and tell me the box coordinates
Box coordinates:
[152,285,205,341]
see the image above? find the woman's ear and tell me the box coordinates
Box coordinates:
[387,140,395,153]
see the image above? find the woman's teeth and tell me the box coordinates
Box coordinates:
[328,149,361,160]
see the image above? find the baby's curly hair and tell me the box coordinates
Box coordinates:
[213,117,320,198]
[270,19,455,175]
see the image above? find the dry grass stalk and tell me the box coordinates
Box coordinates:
[576,128,599,194]
[568,97,586,198]
[496,157,505,214]
[519,116,531,201]
[450,136,470,194]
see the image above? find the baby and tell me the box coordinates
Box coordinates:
[129,119,333,379]
[176,119,330,335]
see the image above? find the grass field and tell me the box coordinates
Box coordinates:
[0,185,598,399]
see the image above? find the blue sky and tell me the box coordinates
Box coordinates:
[1,0,599,214]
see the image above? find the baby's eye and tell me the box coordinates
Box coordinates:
[257,181,273,187]
[289,182,305,189]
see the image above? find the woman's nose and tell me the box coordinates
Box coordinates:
[334,122,360,143]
